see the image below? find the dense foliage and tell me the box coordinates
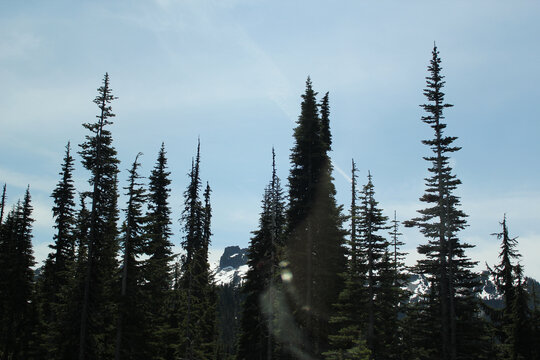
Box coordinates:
[0,46,538,360]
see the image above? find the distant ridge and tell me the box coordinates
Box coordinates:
[213,247,540,309]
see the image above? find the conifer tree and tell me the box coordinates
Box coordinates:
[375,212,408,360]
[237,149,286,360]
[491,216,520,307]
[506,264,533,360]
[405,44,487,359]
[144,143,174,357]
[487,215,521,353]
[0,184,6,225]
[53,193,91,359]
[325,160,370,360]
[179,141,216,360]
[78,73,120,360]
[389,211,405,276]
[530,282,540,360]
[37,142,77,356]
[319,92,331,153]
[357,172,389,356]
[284,78,346,358]
[200,181,217,359]
[50,142,78,283]
[115,153,148,360]
[0,187,36,359]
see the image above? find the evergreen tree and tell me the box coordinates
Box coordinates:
[506,265,533,360]
[319,92,331,153]
[36,142,77,357]
[216,284,244,360]
[530,281,540,359]
[115,153,149,360]
[357,172,389,357]
[405,44,487,360]
[487,215,521,354]
[0,184,6,225]
[0,188,36,359]
[179,141,216,360]
[50,142,78,284]
[78,73,120,360]
[53,193,91,359]
[375,212,408,360]
[143,143,174,358]
[389,211,405,277]
[237,149,286,360]
[491,216,520,305]
[325,160,370,360]
[284,78,346,358]
[200,181,218,359]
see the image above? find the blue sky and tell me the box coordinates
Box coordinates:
[1,0,539,278]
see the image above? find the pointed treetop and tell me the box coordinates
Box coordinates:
[272,147,276,182]
[320,91,332,151]
[196,137,201,166]
[0,183,6,224]
[302,76,318,100]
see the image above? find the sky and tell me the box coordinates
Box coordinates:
[1,0,539,278]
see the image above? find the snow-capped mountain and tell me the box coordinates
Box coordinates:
[213,247,538,309]
[408,271,504,306]
[213,246,249,286]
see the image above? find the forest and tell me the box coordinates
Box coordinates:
[1,45,539,360]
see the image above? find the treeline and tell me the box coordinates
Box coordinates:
[235,45,540,360]
[0,73,216,360]
[0,45,539,360]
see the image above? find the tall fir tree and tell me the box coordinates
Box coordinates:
[357,172,389,357]
[179,140,216,360]
[506,264,533,360]
[0,188,36,359]
[49,142,78,283]
[325,159,370,360]
[0,184,6,225]
[237,149,286,360]
[487,215,521,355]
[38,141,77,357]
[78,73,120,360]
[373,211,408,360]
[491,215,520,304]
[143,143,174,358]
[53,193,92,359]
[405,44,487,359]
[115,153,149,360]
[284,79,346,358]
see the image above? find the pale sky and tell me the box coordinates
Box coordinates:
[1,0,539,278]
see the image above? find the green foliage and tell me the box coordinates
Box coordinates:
[216,284,244,359]
[143,143,175,358]
[284,78,347,358]
[237,149,286,360]
[78,73,120,359]
[405,45,488,360]
[115,153,150,360]
[178,141,217,360]
[36,142,78,357]
[0,188,36,359]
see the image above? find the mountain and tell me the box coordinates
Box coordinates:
[212,246,540,309]
[214,246,249,286]
[408,271,503,307]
